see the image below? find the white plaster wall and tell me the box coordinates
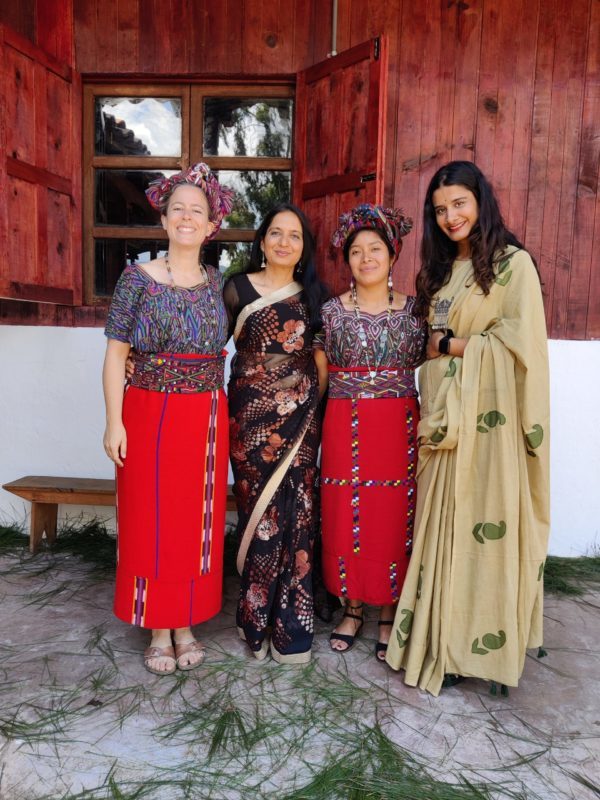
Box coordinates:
[0,326,598,556]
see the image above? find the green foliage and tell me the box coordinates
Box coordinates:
[543,555,600,596]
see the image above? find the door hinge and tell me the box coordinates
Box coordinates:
[374,37,380,60]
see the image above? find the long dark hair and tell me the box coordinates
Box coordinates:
[246,203,328,330]
[415,161,531,317]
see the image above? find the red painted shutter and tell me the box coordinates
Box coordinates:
[0,25,81,305]
[293,37,388,296]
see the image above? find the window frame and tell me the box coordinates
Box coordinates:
[83,81,294,304]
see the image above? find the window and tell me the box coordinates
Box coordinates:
[83,83,294,302]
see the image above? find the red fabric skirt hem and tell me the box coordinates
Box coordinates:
[114,385,228,629]
[320,395,419,605]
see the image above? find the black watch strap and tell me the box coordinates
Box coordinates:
[438,328,454,355]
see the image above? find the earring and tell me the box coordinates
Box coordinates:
[350,275,357,303]
[388,267,394,302]
[261,252,266,269]
[296,260,303,273]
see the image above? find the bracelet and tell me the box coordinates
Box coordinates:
[438,328,454,355]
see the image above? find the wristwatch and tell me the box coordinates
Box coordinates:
[438,328,454,355]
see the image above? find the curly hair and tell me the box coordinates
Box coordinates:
[415,161,532,318]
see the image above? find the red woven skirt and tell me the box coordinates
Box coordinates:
[114,384,229,629]
[320,394,419,605]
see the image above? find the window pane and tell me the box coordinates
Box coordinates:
[95,97,182,156]
[95,169,178,226]
[203,241,253,276]
[95,239,167,297]
[217,170,291,229]
[203,98,293,158]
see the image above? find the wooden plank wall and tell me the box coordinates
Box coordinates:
[331,0,599,340]
[0,0,597,338]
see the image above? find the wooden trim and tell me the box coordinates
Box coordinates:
[91,227,255,243]
[202,157,292,171]
[1,24,71,80]
[0,282,74,305]
[83,82,187,97]
[83,75,295,88]
[190,84,204,162]
[92,226,165,239]
[216,229,255,242]
[192,83,294,97]
[7,157,72,196]
[302,39,373,84]
[83,85,96,304]
[301,172,366,200]
[91,156,185,169]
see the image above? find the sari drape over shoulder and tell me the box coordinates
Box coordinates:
[224,274,320,662]
[386,248,550,695]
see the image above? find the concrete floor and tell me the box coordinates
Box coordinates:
[0,542,598,800]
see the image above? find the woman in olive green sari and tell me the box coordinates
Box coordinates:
[386,161,550,696]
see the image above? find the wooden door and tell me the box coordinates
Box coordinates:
[293,37,388,296]
[0,25,81,305]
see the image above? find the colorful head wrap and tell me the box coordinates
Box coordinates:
[145,162,235,240]
[331,203,413,259]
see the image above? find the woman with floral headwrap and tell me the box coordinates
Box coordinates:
[313,204,427,660]
[102,163,234,675]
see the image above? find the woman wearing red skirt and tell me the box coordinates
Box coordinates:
[102,164,233,675]
[314,204,427,660]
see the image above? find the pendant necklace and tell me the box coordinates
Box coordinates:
[163,253,218,345]
[351,284,393,384]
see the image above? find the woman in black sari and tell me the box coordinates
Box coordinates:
[224,204,328,663]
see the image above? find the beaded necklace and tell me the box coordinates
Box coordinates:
[351,283,393,384]
[164,252,207,289]
[163,253,219,346]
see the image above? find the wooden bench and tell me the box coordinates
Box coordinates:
[2,475,237,554]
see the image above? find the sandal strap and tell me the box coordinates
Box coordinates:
[329,632,357,647]
[377,620,394,626]
[174,640,205,659]
[342,611,364,621]
[144,645,176,662]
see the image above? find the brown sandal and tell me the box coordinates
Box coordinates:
[143,645,176,676]
[174,640,206,671]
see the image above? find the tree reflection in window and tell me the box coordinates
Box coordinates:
[203,98,292,158]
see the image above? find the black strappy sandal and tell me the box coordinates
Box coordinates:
[329,603,364,653]
[375,619,394,661]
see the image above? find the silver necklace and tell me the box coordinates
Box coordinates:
[163,253,217,327]
[351,285,393,384]
[164,252,207,289]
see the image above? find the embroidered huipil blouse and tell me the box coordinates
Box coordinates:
[314,296,427,398]
[104,263,228,354]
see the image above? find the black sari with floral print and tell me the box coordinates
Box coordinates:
[224,273,320,661]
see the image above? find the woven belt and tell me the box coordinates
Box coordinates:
[129,352,225,394]
[328,366,417,400]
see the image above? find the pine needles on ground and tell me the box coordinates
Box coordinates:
[0,522,28,549]
[50,517,116,574]
[543,556,600,596]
